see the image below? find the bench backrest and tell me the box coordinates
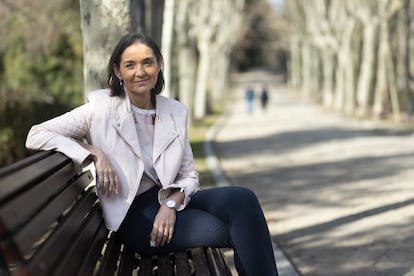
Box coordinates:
[0,151,104,275]
[0,151,232,276]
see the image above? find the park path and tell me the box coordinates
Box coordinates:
[212,70,414,275]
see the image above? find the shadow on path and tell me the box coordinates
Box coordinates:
[276,196,414,241]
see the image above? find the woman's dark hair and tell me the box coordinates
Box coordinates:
[106,33,165,100]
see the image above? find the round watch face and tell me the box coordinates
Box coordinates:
[166,200,176,209]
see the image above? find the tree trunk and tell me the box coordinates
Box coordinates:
[148,0,164,45]
[356,22,378,117]
[387,44,401,122]
[404,0,413,119]
[161,0,175,98]
[194,39,211,120]
[342,21,356,114]
[177,47,197,119]
[373,0,402,121]
[289,36,302,87]
[373,18,389,118]
[208,0,245,106]
[334,55,345,111]
[192,0,215,120]
[174,0,197,121]
[301,41,312,99]
[130,0,146,33]
[322,49,335,107]
[210,53,231,104]
[80,0,136,97]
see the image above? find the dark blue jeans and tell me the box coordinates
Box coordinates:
[116,186,278,276]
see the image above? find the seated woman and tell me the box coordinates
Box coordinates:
[26,32,278,276]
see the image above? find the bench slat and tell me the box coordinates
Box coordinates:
[13,171,93,255]
[52,204,105,276]
[138,255,153,275]
[0,152,70,204]
[77,219,109,275]
[96,232,122,276]
[192,247,212,275]
[174,251,192,275]
[0,163,77,236]
[26,192,97,275]
[157,254,173,275]
[118,244,136,275]
[206,248,231,276]
[0,151,54,178]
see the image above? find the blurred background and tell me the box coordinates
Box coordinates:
[1,0,413,167]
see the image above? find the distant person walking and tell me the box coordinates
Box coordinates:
[260,84,269,111]
[245,84,255,114]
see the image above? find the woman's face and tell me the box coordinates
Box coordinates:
[115,42,161,101]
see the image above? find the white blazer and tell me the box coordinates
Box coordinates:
[26,89,200,231]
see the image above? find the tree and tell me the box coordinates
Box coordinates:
[284,0,409,122]
[79,0,147,96]
[0,0,83,165]
[403,0,413,119]
[372,0,402,120]
[174,0,197,120]
[171,0,253,121]
[161,0,175,98]
[190,0,254,120]
[354,1,380,117]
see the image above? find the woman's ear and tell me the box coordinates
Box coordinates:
[158,57,164,71]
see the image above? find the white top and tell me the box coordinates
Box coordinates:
[131,104,159,195]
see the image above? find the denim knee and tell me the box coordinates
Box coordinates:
[225,186,260,209]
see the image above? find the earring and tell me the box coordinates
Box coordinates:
[120,79,126,94]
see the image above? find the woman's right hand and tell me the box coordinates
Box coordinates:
[93,150,119,196]
[83,144,119,196]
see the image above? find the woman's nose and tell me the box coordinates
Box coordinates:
[135,66,145,77]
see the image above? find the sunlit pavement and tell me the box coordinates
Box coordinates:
[208,70,414,275]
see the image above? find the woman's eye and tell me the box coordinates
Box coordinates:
[143,59,154,66]
[125,63,134,69]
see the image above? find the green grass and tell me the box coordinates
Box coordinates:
[189,112,223,188]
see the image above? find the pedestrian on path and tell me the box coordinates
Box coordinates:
[245,84,255,114]
[260,83,269,111]
[26,33,278,276]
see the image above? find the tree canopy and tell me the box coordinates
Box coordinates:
[0,0,83,165]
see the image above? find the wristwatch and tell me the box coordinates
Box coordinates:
[165,200,177,210]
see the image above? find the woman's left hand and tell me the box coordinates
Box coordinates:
[150,206,176,247]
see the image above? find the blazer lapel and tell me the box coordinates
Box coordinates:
[112,96,143,159]
[153,96,179,162]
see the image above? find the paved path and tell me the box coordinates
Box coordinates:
[210,71,414,275]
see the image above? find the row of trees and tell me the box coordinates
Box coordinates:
[80,0,271,122]
[285,0,414,122]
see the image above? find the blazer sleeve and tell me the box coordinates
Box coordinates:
[25,102,95,165]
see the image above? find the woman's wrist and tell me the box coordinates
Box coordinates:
[166,188,185,206]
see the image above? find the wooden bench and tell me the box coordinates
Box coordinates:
[0,151,231,276]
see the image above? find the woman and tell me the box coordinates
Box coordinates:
[26,33,278,275]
